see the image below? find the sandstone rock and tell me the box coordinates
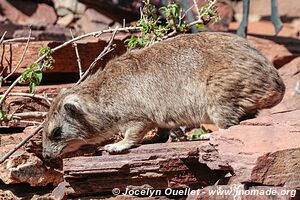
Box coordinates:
[0,35,127,78]
[0,152,63,186]
[187,185,299,200]
[53,0,86,15]
[77,8,114,33]
[248,35,299,68]
[198,109,300,187]
[230,21,299,38]
[0,1,57,26]
[78,0,142,22]
[208,1,234,32]
[62,141,228,197]
[0,189,21,200]
[56,14,75,27]
[0,84,72,128]
[234,0,300,20]
[260,57,300,115]
[13,29,68,41]
[0,21,24,38]
[0,131,27,158]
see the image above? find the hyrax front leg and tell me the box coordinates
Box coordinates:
[104,121,151,153]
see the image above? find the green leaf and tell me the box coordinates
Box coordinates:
[34,70,43,84]
[29,82,36,93]
[196,24,206,29]
[0,110,7,121]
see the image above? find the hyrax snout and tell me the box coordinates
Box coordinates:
[42,32,285,158]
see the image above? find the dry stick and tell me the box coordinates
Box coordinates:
[193,0,201,20]
[0,124,43,164]
[0,92,53,102]
[0,31,7,44]
[8,111,47,120]
[187,0,217,27]
[75,28,118,85]
[2,37,35,44]
[70,29,83,79]
[4,29,32,81]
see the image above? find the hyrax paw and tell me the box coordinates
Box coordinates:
[104,142,133,153]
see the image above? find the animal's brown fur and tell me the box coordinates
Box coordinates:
[42,32,285,158]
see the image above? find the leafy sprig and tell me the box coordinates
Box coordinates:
[19,47,54,93]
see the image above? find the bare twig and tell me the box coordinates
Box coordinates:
[18,120,42,126]
[8,111,47,120]
[187,0,218,27]
[76,28,118,85]
[0,124,43,164]
[4,28,32,81]
[193,0,201,20]
[0,31,7,44]
[2,37,35,44]
[70,29,83,79]
[0,92,53,102]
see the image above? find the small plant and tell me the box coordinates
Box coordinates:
[125,0,220,49]
[199,0,220,24]
[0,109,7,122]
[186,128,210,141]
[19,47,54,93]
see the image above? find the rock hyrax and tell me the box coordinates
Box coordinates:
[42,32,285,158]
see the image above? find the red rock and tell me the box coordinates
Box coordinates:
[0,21,24,38]
[0,190,20,200]
[13,28,69,41]
[0,1,57,26]
[0,35,127,78]
[0,84,72,128]
[208,1,234,32]
[53,0,86,15]
[230,21,299,38]
[198,109,300,187]
[234,0,300,20]
[247,36,299,68]
[0,152,63,186]
[0,132,27,159]
[260,57,300,115]
[62,141,225,197]
[77,8,114,33]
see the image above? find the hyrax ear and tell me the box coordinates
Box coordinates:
[63,94,83,115]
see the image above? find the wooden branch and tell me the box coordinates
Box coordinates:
[193,0,201,20]
[70,29,83,79]
[187,0,217,27]
[8,111,47,120]
[0,92,53,102]
[0,123,43,164]
[4,28,32,81]
[76,28,118,85]
[1,37,35,44]
[0,31,7,44]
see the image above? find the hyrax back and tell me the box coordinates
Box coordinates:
[43,32,285,157]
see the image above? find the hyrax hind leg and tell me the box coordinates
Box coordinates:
[207,104,246,129]
[104,121,152,153]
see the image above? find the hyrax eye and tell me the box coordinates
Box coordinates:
[51,127,62,140]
